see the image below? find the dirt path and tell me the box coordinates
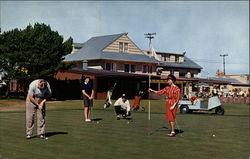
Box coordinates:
[0,100,26,111]
[0,100,63,112]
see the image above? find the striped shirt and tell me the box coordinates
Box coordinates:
[155,85,180,105]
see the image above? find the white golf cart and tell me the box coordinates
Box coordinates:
[178,96,224,115]
[178,82,225,115]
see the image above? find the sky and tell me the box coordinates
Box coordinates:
[1,1,249,77]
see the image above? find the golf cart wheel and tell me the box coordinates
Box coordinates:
[180,105,189,114]
[215,106,224,115]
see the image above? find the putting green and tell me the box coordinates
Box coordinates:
[0,100,249,159]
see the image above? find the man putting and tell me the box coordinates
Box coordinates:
[114,94,131,120]
[26,79,52,139]
[149,74,180,137]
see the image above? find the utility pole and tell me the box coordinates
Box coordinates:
[144,33,156,55]
[220,54,228,75]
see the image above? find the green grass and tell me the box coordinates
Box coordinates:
[0,100,249,159]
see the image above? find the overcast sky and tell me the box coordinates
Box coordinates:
[1,1,249,77]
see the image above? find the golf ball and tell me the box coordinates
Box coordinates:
[212,134,215,137]
[97,121,99,124]
[45,137,48,140]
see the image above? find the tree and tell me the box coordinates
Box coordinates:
[0,23,73,81]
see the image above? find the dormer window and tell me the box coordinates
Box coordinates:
[161,54,170,62]
[119,42,128,53]
[124,43,128,52]
[175,56,179,63]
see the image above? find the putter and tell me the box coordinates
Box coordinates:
[175,117,182,135]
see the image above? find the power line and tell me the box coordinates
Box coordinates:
[190,58,248,65]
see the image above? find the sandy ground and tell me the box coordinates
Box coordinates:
[0,100,26,111]
[0,100,63,111]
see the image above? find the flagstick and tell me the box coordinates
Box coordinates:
[144,32,156,136]
[148,71,151,136]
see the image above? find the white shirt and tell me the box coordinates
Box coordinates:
[27,79,52,100]
[114,97,130,112]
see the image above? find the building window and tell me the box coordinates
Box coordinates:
[124,64,136,73]
[112,63,116,71]
[124,43,128,52]
[142,65,148,73]
[142,65,152,73]
[175,56,179,63]
[161,54,170,62]
[131,64,136,73]
[124,64,130,72]
[105,63,116,71]
[119,42,128,53]
[161,55,165,61]
[170,69,174,75]
[148,65,153,73]
[119,42,123,52]
[105,63,111,71]
[179,72,186,77]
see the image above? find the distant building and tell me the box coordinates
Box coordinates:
[212,74,250,92]
[144,50,202,78]
[54,33,234,99]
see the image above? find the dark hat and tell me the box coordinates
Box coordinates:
[166,74,176,82]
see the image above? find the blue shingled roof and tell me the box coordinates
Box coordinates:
[73,43,84,48]
[63,33,158,63]
[209,77,243,84]
[159,56,203,69]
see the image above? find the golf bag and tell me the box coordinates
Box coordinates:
[104,83,117,108]
[131,91,145,111]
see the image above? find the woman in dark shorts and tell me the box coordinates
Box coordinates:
[81,77,94,122]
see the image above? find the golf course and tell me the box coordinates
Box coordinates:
[0,99,249,159]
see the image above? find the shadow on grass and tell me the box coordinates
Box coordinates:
[155,126,169,132]
[186,112,248,117]
[152,126,184,136]
[118,117,133,121]
[175,129,184,135]
[45,132,68,137]
[91,118,102,121]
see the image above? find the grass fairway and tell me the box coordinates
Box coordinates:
[0,100,249,159]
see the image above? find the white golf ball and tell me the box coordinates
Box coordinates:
[212,134,215,137]
[97,121,99,124]
[45,137,48,140]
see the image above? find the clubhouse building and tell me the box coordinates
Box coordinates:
[54,33,228,100]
